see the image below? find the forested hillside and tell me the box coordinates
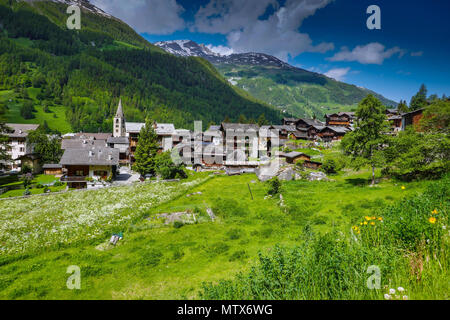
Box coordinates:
[0,0,281,132]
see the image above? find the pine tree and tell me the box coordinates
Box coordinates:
[133,119,160,176]
[397,100,409,113]
[238,114,247,124]
[409,84,428,111]
[341,95,388,185]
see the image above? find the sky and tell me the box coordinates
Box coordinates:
[91,0,450,103]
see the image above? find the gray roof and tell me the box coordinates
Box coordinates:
[300,118,325,127]
[280,151,310,159]
[325,112,355,118]
[291,131,308,138]
[74,132,112,140]
[4,123,39,138]
[60,147,119,166]
[321,126,349,133]
[221,123,259,131]
[107,136,129,144]
[43,164,62,169]
[62,139,108,150]
[125,122,175,135]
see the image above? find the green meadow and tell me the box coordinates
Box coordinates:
[1,167,446,300]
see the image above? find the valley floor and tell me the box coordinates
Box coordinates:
[1,169,445,300]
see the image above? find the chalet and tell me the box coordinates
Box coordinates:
[279,151,311,164]
[295,118,325,130]
[289,129,308,140]
[60,147,119,189]
[318,126,349,142]
[388,114,403,132]
[303,160,323,170]
[324,112,354,127]
[401,108,424,131]
[2,123,39,170]
[307,124,326,140]
[282,117,298,126]
[43,164,63,176]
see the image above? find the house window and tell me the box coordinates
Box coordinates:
[75,170,84,176]
[19,147,24,152]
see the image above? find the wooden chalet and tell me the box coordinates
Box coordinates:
[318,126,349,142]
[401,108,424,131]
[59,147,119,189]
[43,164,63,176]
[325,112,354,127]
[279,151,311,164]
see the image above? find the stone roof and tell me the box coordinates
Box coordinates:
[321,126,349,133]
[107,136,129,144]
[125,122,176,135]
[4,123,39,138]
[221,123,259,131]
[74,132,112,140]
[62,139,108,150]
[279,151,310,159]
[60,147,119,166]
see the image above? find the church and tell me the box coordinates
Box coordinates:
[107,99,177,165]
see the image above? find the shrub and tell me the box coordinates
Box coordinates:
[321,158,338,174]
[267,177,281,196]
[228,250,248,262]
[53,181,63,187]
[173,221,184,229]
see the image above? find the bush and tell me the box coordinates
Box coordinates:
[173,221,184,229]
[53,181,63,187]
[321,157,338,174]
[23,189,31,196]
[267,177,281,195]
[154,151,187,180]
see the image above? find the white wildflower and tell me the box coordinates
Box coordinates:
[389,288,396,295]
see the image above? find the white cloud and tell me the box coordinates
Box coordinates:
[206,44,234,56]
[91,0,185,35]
[328,42,406,65]
[324,67,350,81]
[193,0,334,61]
[410,51,423,57]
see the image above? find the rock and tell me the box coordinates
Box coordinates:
[278,167,294,181]
[308,171,328,181]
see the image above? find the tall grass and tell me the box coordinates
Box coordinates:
[200,177,449,300]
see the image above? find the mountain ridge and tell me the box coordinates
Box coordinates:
[155,40,397,118]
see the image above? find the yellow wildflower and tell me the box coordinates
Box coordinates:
[378,217,383,221]
[428,217,436,224]
[401,186,405,190]
[370,222,375,226]
[432,209,438,215]
[371,216,376,220]
[352,226,359,231]
[363,221,368,225]
[365,216,371,221]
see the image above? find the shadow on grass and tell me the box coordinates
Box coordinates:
[344,177,370,186]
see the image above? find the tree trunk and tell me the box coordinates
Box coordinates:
[371,164,375,186]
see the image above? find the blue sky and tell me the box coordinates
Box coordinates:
[92,0,450,103]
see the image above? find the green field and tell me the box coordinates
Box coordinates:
[1,167,446,299]
[0,174,66,198]
[0,89,72,133]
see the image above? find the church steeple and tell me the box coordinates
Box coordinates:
[113,98,126,137]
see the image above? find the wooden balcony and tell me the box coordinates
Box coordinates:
[60,175,88,183]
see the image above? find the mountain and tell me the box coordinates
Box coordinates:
[0,0,282,133]
[155,40,398,119]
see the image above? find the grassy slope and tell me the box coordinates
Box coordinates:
[217,64,397,119]
[0,88,72,133]
[0,169,434,299]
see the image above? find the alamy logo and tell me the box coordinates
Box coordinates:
[66,265,81,290]
[366,5,381,30]
[66,5,81,30]
[366,265,381,289]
